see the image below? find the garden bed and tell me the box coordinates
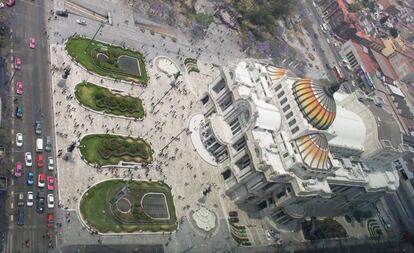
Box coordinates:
[66,36,148,84]
[80,179,177,233]
[75,82,144,119]
[79,134,153,166]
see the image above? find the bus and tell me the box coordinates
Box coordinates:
[332,65,344,81]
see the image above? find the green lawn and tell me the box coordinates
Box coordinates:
[66,36,148,84]
[79,134,153,166]
[75,82,144,119]
[80,179,177,233]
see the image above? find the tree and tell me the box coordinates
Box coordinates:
[389,27,399,38]
[348,3,362,13]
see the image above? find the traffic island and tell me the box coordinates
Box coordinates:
[66,36,148,84]
[79,179,177,233]
[75,82,145,119]
[79,134,153,166]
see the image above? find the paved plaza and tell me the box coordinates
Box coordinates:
[43,0,320,251]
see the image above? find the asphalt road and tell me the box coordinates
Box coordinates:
[4,0,56,252]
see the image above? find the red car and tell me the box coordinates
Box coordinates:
[15,57,21,70]
[47,213,55,228]
[29,37,36,49]
[15,162,23,177]
[5,0,16,7]
[47,176,55,191]
[38,173,45,188]
[36,153,44,168]
[16,82,23,95]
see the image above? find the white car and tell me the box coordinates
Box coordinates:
[16,133,23,147]
[0,2,4,8]
[27,191,34,207]
[47,157,54,171]
[76,19,86,25]
[47,194,54,209]
[25,152,32,167]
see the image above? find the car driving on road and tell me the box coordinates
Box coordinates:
[29,37,36,49]
[27,172,34,186]
[15,56,21,70]
[16,133,23,147]
[27,191,34,207]
[25,152,32,167]
[47,194,54,209]
[16,81,23,95]
[37,191,45,214]
[35,121,42,135]
[47,157,54,171]
[47,213,54,228]
[15,105,23,118]
[38,173,45,188]
[36,153,44,168]
[47,176,54,191]
[15,162,23,177]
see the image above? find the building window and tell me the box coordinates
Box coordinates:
[286,111,293,119]
[277,91,285,98]
[275,84,282,91]
[262,183,275,191]
[257,200,268,210]
[280,97,288,105]
[283,104,290,112]
[292,126,299,134]
[222,169,231,180]
[288,119,296,127]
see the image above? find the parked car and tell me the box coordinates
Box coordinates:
[16,133,23,147]
[15,162,23,177]
[45,136,52,152]
[25,152,32,167]
[35,121,42,135]
[15,105,23,118]
[47,213,55,228]
[47,194,54,209]
[0,2,4,8]
[15,57,21,70]
[27,191,34,207]
[27,172,34,186]
[47,176,54,191]
[16,81,23,95]
[56,10,68,17]
[38,173,45,188]
[228,211,238,218]
[36,153,44,168]
[76,19,86,25]
[47,157,54,171]
[29,37,36,49]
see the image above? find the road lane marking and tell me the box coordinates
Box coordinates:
[11,190,14,195]
[11,179,14,186]
[10,215,13,221]
[11,202,13,209]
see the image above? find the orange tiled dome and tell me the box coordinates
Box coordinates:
[266,65,286,81]
[292,79,337,130]
[295,133,332,170]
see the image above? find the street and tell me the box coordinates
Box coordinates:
[3,0,57,252]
